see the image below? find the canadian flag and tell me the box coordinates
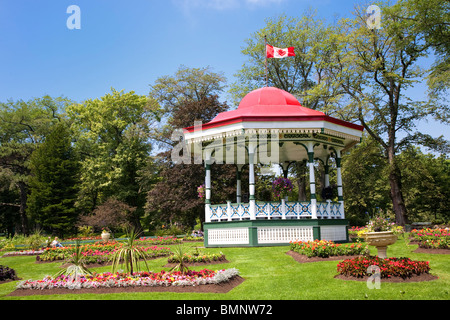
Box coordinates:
[266,44,295,59]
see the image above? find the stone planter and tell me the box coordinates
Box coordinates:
[101,232,110,242]
[365,231,397,258]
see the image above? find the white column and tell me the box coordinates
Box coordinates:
[248,143,257,220]
[324,160,331,218]
[227,200,232,221]
[336,149,345,219]
[324,163,330,188]
[204,150,212,223]
[236,164,243,203]
[307,142,317,219]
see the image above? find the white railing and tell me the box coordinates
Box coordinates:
[258,226,313,243]
[208,200,343,222]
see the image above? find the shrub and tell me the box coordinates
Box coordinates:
[337,256,430,279]
[0,265,18,281]
[290,240,368,258]
[168,248,225,263]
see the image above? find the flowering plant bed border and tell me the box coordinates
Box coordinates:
[336,256,436,282]
[9,268,243,296]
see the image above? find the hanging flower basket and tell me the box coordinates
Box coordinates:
[272,177,293,201]
[197,184,205,199]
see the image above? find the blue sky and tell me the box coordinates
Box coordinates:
[0,0,448,141]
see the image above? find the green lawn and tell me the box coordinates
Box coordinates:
[0,237,449,300]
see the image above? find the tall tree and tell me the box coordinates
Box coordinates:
[229,11,330,110]
[230,3,449,225]
[388,0,450,103]
[0,96,69,234]
[67,89,159,229]
[146,66,239,229]
[27,123,80,237]
[310,3,448,225]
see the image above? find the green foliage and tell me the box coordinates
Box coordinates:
[67,89,158,224]
[0,96,71,234]
[110,228,150,275]
[53,241,93,280]
[27,123,80,237]
[168,244,190,274]
[290,240,368,258]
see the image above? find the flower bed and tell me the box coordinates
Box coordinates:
[15,268,240,290]
[37,242,171,264]
[2,250,44,257]
[290,240,368,258]
[167,251,226,264]
[410,228,450,249]
[137,236,182,245]
[336,256,431,279]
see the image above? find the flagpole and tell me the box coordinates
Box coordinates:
[264,35,268,87]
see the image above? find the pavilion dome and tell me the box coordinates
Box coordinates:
[207,87,325,126]
[238,86,302,109]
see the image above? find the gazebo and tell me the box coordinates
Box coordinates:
[183,87,363,247]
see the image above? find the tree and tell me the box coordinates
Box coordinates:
[398,147,449,223]
[231,3,449,226]
[387,0,450,102]
[0,96,69,234]
[303,3,448,226]
[27,122,80,237]
[67,89,159,229]
[229,11,330,109]
[146,66,240,229]
[77,198,135,232]
[342,136,391,225]
[149,65,227,149]
[146,95,237,228]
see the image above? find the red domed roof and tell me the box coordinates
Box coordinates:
[206,87,324,126]
[238,86,304,109]
[184,86,363,132]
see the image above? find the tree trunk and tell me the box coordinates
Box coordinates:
[387,151,408,226]
[18,181,29,235]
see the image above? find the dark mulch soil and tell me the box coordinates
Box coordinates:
[164,259,229,268]
[0,278,21,285]
[7,275,245,296]
[286,250,359,263]
[413,247,450,254]
[334,273,438,283]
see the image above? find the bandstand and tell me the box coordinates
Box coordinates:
[183,87,364,247]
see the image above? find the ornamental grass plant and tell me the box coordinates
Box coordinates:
[53,241,93,281]
[110,228,150,275]
[169,244,190,274]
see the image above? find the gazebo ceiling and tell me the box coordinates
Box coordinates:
[183,87,364,163]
